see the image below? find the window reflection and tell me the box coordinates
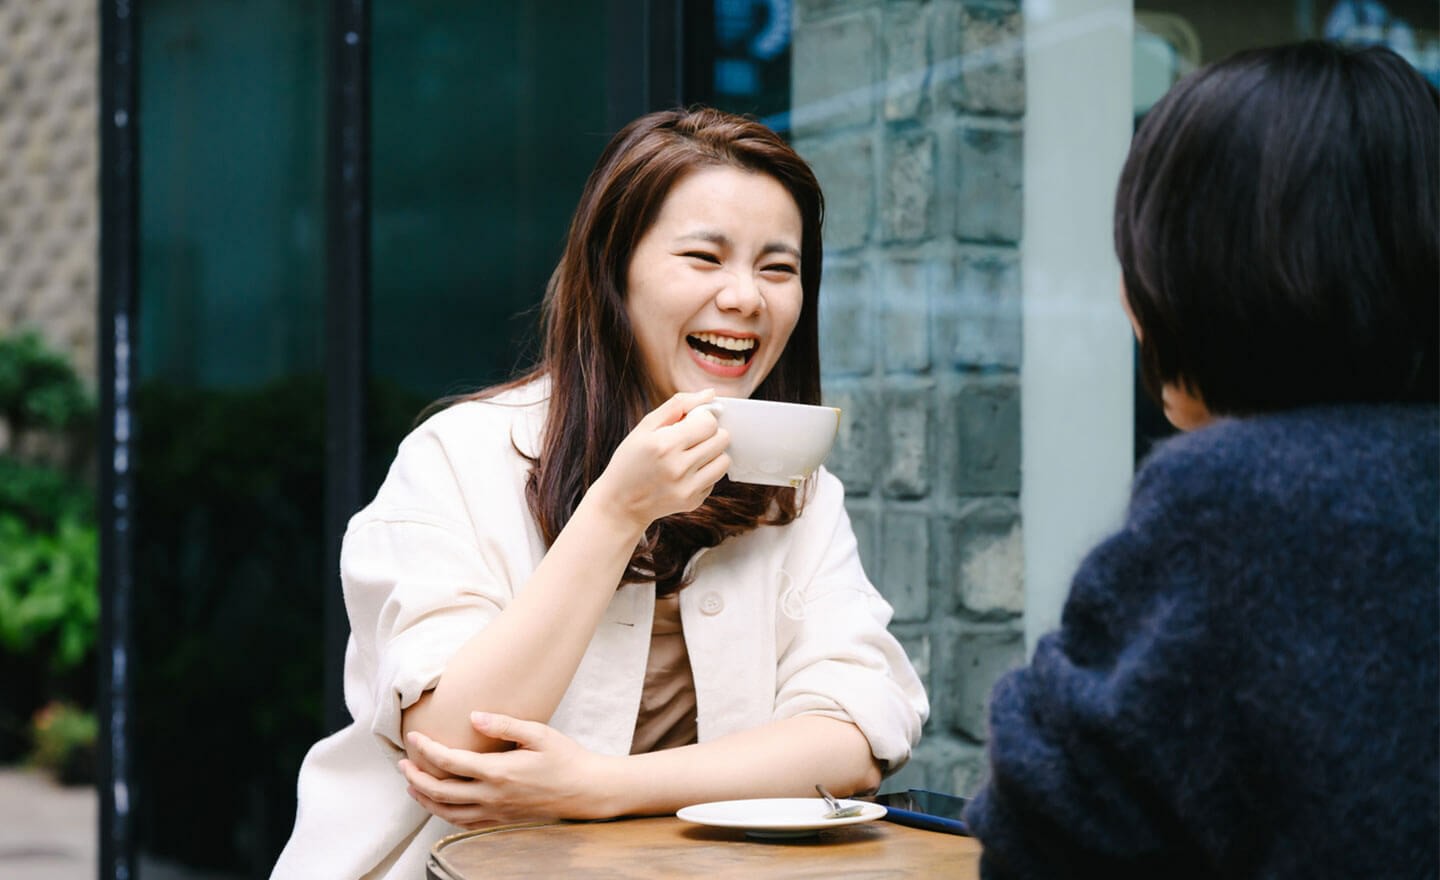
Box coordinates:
[367,2,610,489]
[698,0,793,131]
[135,2,325,875]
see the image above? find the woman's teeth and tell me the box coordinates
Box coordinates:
[690,332,756,352]
[695,349,744,366]
[687,333,756,366]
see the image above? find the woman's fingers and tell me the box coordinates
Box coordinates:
[406,786,501,830]
[594,389,735,524]
[399,758,485,806]
[633,405,728,484]
[641,389,716,430]
[470,711,549,751]
[668,407,725,454]
[688,424,730,462]
[405,745,448,780]
[693,449,732,490]
[678,427,731,489]
[402,719,602,826]
[407,730,486,780]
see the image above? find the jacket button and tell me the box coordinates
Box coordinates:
[699,592,724,615]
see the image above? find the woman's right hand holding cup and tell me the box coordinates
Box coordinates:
[590,389,731,532]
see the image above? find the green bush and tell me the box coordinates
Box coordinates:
[0,512,99,671]
[0,331,92,436]
[0,457,93,527]
[0,331,97,764]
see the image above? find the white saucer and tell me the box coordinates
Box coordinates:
[675,797,887,838]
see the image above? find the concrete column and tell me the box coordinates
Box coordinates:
[1020,0,1135,653]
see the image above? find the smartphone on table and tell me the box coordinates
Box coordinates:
[864,789,971,835]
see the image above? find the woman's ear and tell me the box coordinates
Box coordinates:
[1160,380,1213,432]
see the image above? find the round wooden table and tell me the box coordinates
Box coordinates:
[427,814,980,878]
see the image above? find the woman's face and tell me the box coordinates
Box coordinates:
[625,165,804,403]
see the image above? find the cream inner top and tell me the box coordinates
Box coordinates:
[630,592,699,753]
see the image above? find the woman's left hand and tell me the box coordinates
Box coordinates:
[400,711,620,829]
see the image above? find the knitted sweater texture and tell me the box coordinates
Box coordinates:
[965,405,1439,879]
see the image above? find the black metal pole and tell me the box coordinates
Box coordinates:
[98,0,138,877]
[681,0,717,109]
[324,0,371,734]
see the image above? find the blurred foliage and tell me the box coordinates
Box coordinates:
[0,513,99,670]
[0,331,97,765]
[0,457,94,527]
[0,330,94,437]
[29,699,97,786]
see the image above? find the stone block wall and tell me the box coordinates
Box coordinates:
[0,0,100,384]
[793,0,1025,795]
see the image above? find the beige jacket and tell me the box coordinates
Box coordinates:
[271,381,929,879]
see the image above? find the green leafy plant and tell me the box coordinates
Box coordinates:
[0,457,93,526]
[0,331,92,437]
[0,512,99,670]
[0,330,97,764]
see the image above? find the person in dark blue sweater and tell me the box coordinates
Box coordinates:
[964,41,1439,879]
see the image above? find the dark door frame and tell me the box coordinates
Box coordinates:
[323,0,372,736]
[97,1,138,877]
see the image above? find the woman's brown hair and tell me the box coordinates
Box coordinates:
[457,106,826,592]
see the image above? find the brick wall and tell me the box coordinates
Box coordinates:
[793,0,1026,795]
[0,0,99,384]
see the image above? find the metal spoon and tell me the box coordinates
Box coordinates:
[815,784,865,819]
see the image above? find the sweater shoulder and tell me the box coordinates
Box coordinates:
[1133,404,1438,523]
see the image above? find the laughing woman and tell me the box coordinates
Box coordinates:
[272,108,927,879]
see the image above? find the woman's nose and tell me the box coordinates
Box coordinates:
[716,273,764,315]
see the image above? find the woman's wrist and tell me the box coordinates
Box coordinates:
[576,475,652,540]
[582,752,638,819]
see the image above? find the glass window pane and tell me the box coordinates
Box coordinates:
[690,0,793,131]
[369,1,613,479]
[136,2,325,875]
[779,1,1032,797]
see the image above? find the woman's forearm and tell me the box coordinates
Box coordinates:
[402,490,645,753]
[401,391,728,761]
[595,716,883,817]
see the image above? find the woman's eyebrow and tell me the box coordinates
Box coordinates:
[674,230,800,258]
[762,242,801,259]
[675,230,728,247]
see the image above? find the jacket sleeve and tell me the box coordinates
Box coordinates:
[772,471,930,774]
[339,422,516,759]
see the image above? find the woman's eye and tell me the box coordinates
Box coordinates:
[683,251,721,264]
[762,263,798,276]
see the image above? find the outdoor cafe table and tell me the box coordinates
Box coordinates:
[427,814,981,878]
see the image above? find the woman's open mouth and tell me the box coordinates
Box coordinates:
[686,332,758,373]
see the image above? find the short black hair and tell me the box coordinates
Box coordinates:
[1115,40,1438,415]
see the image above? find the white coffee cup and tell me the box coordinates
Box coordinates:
[691,396,842,487]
